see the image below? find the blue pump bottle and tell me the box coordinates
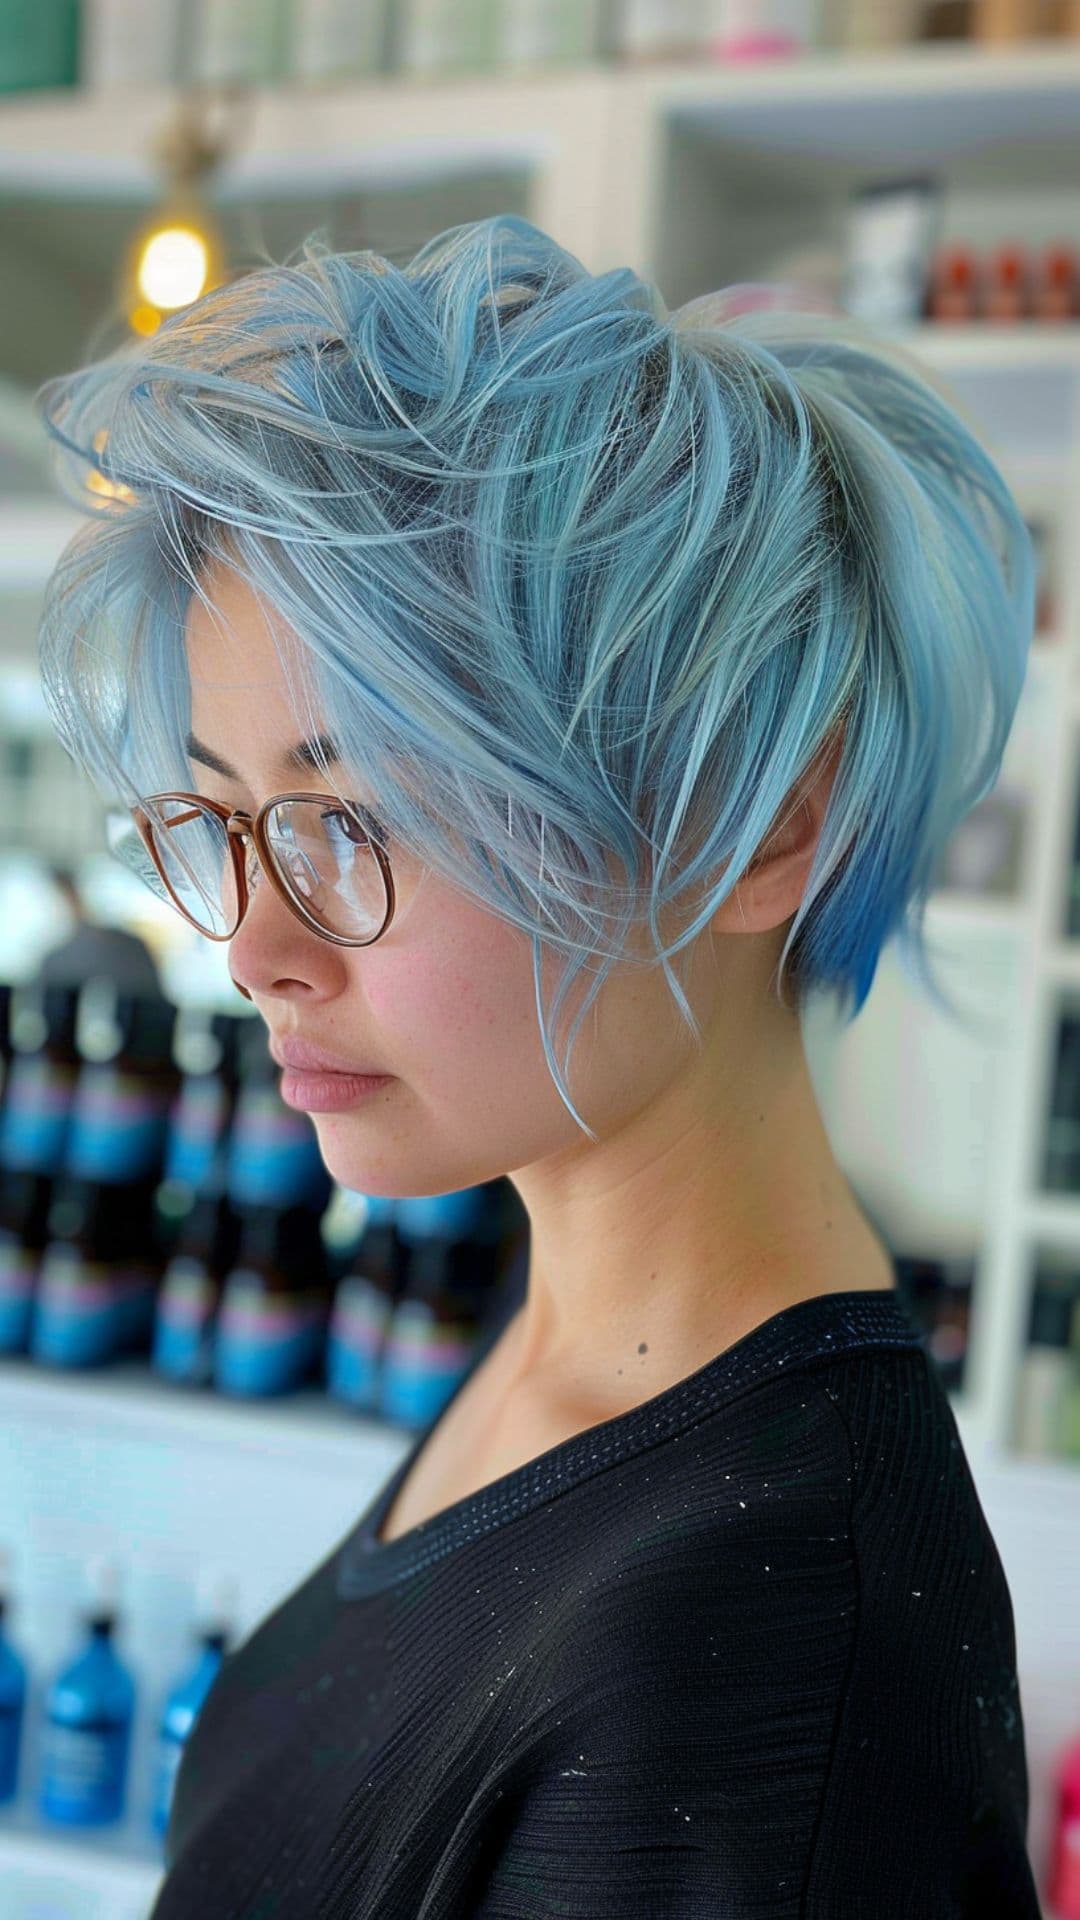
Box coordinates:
[0,1545,28,1807]
[152,1570,236,1842]
[39,1555,135,1827]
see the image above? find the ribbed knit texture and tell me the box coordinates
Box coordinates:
[152,1288,1040,1918]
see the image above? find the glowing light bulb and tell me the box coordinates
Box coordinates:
[137,226,210,311]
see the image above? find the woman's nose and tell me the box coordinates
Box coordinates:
[225,854,330,1003]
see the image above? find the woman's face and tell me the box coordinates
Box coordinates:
[183,558,722,1201]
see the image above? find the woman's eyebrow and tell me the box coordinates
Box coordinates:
[184,729,341,778]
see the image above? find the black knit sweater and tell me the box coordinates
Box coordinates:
[151,1286,1040,1918]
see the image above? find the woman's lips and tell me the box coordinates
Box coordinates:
[278,1066,395,1113]
[268,1032,395,1111]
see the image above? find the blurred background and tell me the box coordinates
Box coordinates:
[0,3,1079,1915]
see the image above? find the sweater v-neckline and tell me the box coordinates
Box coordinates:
[335,1286,923,1599]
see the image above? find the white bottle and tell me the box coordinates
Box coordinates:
[397,0,501,77]
[80,0,186,89]
[292,0,389,85]
[188,0,294,88]
[498,0,602,71]
[615,0,709,61]
[710,0,822,56]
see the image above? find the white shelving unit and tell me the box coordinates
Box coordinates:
[0,1820,164,1920]
[0,1351,415,1915]
[2,37,1079,1916]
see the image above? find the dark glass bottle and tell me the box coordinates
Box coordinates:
[224,1018,331,1214]
[154,1008,245,1272]
[379,1186,497,1430]
[0,979,14,1112]
[214,1201,333,1397]
[164,1010,244,1187]
[0,981,82,1354]
[152,1134,243,1388]
[1044,1015,1080,1192]
[31,985,179,1368]
[325,1193,406,1411]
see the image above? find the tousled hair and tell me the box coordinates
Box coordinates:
[33,212,1034,1139]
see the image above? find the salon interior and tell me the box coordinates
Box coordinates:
[0,2,1079,1913]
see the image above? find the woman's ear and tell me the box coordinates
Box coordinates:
[717,727,845,936]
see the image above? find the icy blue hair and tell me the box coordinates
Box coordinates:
[34,212,1034,1141]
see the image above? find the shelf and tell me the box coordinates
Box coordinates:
[1022,1193,1080,1243]
[924,888,1028,936]
[652,40,1080,191]
[653,36,1080,121]
[1,42,1079,198]
[897,327,1080,373]
[0,1351,416,1478]
[0,65,609,197]
[0,1816,163,1919]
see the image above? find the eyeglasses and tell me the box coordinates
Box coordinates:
[105,791,396,952]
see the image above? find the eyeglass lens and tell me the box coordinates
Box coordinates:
[111,799,389,941]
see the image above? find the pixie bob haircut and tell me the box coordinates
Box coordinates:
[34,212,1034,1140]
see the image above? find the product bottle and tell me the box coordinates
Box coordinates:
[925,1256,973,1396]
[1013,1277,1076,1458]
[1033,242,1078,323]
[0,0,80,92]
[325,1192,404,1409]
[1059,1292,1080,1461]
[160,1008,243,1212]
[80,0,187,88]
[291,0,390,82]
[225,1017,332,1217]
[39,1555,136,1828]
[31,984,178,1366]
[186,0,293,86]
[613,0,707,61]
[396,0,501,75]
[1048,1728,1080,1919]
[0,1544,28,1808]
[214,1201,333,1397]
[983,242,1030,323]
[151,1008,246,1381]
[1043,1017,1080,1194]
[0,978,13,1110]
[378,1186,494,1429]
[0,982,82,1354]
[926,243,980,323]
[151,1570,237,1840]
[498,0,601,69]
[152,1142,244,1387]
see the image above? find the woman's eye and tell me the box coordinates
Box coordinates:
[321,805,387,849]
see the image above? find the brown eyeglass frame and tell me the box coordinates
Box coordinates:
[132,790,397,951]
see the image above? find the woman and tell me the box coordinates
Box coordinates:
[35,214,1040,1917]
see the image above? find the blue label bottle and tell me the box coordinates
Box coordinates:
[214,1201,332,1398]
[0,981,81,1354]
[31,984,178,1367]
[153,1188,243,1387]
[0,1545,28,1807]
[325,1192,403,1410]
[39,1555,135,1827]
[152,1635,226,1840]
[225,1018,331,1214]
[378,1187,496,1429]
